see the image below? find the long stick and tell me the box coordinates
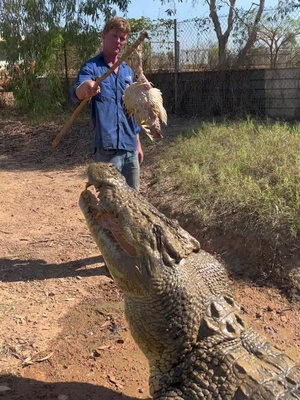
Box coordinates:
[52,31,149,149]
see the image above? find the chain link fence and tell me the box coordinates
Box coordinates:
[143,7,300,73]
[141,7,300,119]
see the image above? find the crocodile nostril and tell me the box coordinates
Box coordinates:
[226,321,236,334]
[235,314,245,327]
[210,302,221,318]
[223,295,234,306]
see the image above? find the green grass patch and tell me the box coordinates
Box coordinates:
[156,118,300,239]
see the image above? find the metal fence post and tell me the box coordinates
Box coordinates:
[174,19,179,115]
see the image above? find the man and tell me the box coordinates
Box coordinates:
[72,17,143,191]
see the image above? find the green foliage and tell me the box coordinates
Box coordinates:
[255,13,300,67]
[127,17,174,43]
[0,0,130,117]
[156,119,300,239]
[233,1,300,56]
[125,17,175,73]
[127,17,154,38]
[12,71,64,118]
[276,0,300,16]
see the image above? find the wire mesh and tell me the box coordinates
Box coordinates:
[142,6,300,119]
[141,6,300,73]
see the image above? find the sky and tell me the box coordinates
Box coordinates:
[119,0,279,21]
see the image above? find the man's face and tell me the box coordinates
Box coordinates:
[102,29,128,57]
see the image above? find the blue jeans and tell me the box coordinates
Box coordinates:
[94,149,140,191]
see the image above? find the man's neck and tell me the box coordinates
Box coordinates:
[102,50,118,66]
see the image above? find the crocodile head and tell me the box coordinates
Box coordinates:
[79,162,200,298]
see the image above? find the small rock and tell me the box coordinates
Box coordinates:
[0,386,11,393]
[57,395,69,400]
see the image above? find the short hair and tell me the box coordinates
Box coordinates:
[102,17,131,36]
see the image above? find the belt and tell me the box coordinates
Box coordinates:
[95,148,132,155]
[102,149,117,153]
[96,148,119,155]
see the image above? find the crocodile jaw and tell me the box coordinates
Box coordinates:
[79,188,158,297]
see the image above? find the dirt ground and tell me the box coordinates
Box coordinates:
[0,110,299,400]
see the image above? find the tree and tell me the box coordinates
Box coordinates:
[126,17,175,72]
[232,0,300,68]
[160,0,300,69]
[0,0,129,115]
[161,0,266,69]
[255,14,300,68]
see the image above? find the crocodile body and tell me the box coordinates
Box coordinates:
[79,162,300,400]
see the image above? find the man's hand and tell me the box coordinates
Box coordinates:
[76,80,100,100]
[136,134,144,164]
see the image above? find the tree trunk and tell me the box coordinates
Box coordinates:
[233,0,266,69]
[206,0,236,69]
[63,40,70,92]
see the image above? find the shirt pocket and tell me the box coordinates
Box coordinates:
[123,76,133,90]
[98,93,109,103]
[100,80,115,101]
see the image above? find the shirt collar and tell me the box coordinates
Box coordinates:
[98,51,124,68]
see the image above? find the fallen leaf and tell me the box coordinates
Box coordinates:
[97,345,110,350]
[22,356,34,367]
[36,351,54,362]
[100,320,111,329]
[94,346,111,356]
[107,374,123,390]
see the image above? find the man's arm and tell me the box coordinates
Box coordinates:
[76,80,100,100]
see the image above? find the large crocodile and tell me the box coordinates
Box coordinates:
[79,162,300,400]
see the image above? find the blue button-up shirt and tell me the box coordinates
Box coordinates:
[71,52,140,151]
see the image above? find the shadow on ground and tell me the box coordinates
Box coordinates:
[0,255,107,283]
[0,375,146,400]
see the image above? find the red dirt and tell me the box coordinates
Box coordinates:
[0,111,299,400]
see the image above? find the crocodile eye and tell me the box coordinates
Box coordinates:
[152,224,163,252]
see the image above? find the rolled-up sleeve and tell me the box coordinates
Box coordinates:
[71,62,96,104]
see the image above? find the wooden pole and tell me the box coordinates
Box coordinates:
[51,31,149,149]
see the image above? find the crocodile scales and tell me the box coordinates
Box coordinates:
[79,162,300,400]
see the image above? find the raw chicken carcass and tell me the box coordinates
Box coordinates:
[123,47,167,141]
